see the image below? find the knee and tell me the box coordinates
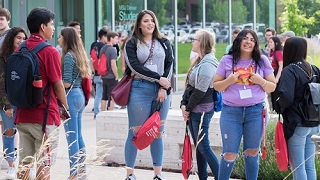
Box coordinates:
[157,121,166,138]
[243,148,259,156]
[3,128,16,137]
[222,153,237,161]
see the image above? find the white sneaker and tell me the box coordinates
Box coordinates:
[29,167,36,180]
[153,174,165,180]
[6,167,17,179]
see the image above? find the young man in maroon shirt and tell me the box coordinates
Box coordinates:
[14,7,68,180]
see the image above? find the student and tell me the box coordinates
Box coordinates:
[180,29,219,180]
[225,28,241,54]
[0,26,27,179]
[123,10,173,180]
[213,29,276,180]
[56,21,81,54]
[59,27,91,179]
[277,37,320,180]
[91,28,108,118]
[100,31,119,111]
[14,7,68,180]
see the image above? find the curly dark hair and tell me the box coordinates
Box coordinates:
[230,29,262,67]
[0,26,28,62]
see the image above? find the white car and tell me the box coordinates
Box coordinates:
[187,28,200,42]
[161,30,174,43]
[177,30,188,43]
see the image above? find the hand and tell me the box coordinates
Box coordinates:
[227,72,239,84]
[249,72,264,85]
[5,108,14,118]
[159,77,170,90]
[180,105,189,121]
[156,88,167,102]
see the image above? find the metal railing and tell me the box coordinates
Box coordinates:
[311,135,320,156]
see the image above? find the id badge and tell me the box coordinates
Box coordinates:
[239,89,252,99]
[146,64,158,72]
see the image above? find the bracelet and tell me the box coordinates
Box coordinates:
[261,80,267,87]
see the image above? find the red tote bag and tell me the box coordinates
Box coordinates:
[81,77,92,106]
[111,74,133,106]
[275,117,289,171]
[181,121,192,179]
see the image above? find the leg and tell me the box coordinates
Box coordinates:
[77,101,87,176]
[0,110,16,167]
[218,105,243,180]
[93,76,103,117]
[101,78,108,111]
[305,126,319,180]
[106,79,118,110]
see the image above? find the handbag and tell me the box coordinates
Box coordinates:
[82,76,92,106]
[132,101,162,150]
[275,115,288,171]
[111,39,155,106]
[181,121,192,179]
[111,74,134,106]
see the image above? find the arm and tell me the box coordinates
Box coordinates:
[213,72,239,92]
[249,72,276,93]
[111,59,118,80]
[277,69,296,111]
[52,80,68,109]
[275,61,283,83]
[121,51,126,74]
[62,53,75,88]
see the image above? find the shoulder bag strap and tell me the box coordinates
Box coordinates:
[142,39,155,65]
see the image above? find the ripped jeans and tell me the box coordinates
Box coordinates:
[219,103,264,180]
[0,107,17,162]
[124,79,170,168]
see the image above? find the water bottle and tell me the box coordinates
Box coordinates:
[33,75,42,88]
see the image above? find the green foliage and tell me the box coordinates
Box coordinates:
[232,120,320,179]
[297,0,320,36]
[148,0,168,27]
[280,0,315,36]
[208,0,248,24]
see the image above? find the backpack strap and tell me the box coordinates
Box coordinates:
[31,42,50,54]
[42,83,51,133]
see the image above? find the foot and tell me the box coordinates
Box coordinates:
[125,174,136,180]
[154,174,165,180]
[6,167,17,179]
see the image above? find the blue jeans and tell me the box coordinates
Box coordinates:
[125,79,170,168]
[64,88,86,176]
[189,110,219,180]
[93,76,103,116]
[0,107,16,161]
[219,103,264,180]
[287,125,319,180]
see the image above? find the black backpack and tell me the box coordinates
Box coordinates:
[5,41,50,108]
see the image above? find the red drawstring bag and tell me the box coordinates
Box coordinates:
[81,77,92,106]
[132,101,162,150]
[181,121,192,179]
[275,116,288,171]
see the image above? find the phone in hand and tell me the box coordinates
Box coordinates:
[58,100,70,120]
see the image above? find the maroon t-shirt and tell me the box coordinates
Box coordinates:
[15,33,62,126]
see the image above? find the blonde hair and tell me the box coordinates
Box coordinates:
[60,27,91,78]
[185,29,216,86]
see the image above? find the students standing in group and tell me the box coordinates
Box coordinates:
[225,28,241,54]
[123,10,173,180]
[0,26,27,179]
[268,36,283,112]
[91,28,108,118]
[180,29,219,180]
[213,29,276,180]
[14,7,68,180]
[56,21,82,54]
[100,31,119,111]
[277,37,320,180]
[59,27,91,179]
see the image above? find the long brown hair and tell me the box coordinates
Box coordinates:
[60,27,91,77]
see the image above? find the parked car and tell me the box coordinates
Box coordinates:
[177,30,188,43]
[187,28,200,42]
[216,29,229,43]
[161,30,174,43]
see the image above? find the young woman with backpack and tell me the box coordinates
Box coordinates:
[277,37,320,180]
[0,26,27,179]
[58,27,91,180]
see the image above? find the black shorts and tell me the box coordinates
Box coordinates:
[102,78,118,100]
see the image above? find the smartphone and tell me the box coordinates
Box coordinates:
[61,104,71,120]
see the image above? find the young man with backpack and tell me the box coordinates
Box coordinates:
[13,7,68,180]
[100,31,119,111]
[90,28,108,119]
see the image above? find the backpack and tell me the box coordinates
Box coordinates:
[97,53,108,75]
[90,43,100,71]
[5,41,50,108]
[292,63,320,123]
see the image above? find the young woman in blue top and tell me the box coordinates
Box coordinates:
[180,29,219,180]
[213,29,276,180]
[59,27,91,180]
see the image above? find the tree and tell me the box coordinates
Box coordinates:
[297,0,320,36]
[280,0,314,36]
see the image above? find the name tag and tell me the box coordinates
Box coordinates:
[239,89,252,99]
[146,64,158,72]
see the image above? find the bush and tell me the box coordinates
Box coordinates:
[231,119,320,179]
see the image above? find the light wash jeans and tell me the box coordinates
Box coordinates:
[93,76,103,116]
[189,109,219,180]
[287,125,319,180]
[64,88,86,176]
[0,107,16,161]
[125,79,170,168]
[219,103,264,180]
